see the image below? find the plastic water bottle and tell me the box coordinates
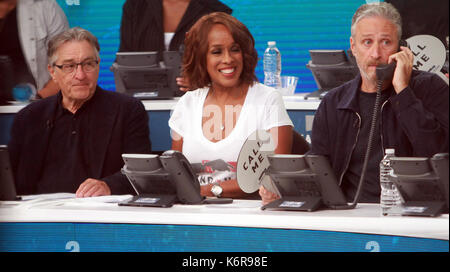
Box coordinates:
[380,148,402,215]
[12,83,35,102]
[263,41,281,89]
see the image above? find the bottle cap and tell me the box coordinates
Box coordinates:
[385,148,395,155]
[268,41,276,46]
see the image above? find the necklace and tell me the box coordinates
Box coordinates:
[208,84,248,133]
[209,87,231,132]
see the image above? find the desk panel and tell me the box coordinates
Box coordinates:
[148,110,316,152]
[0,199,448,252]
[0,222,447,252]
[0,113,14,146]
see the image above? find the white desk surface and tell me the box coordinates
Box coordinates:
[0,198,448,241]
[0,95,321,113]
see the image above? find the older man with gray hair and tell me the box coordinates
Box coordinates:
[307,2,449,203]
[8,27,152,197]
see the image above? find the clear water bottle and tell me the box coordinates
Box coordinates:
[263,41,281,89]
[380,148,402,216]
[12,83,35,102]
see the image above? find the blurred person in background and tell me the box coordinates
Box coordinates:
[0,0,68,99]
[118,0,232,92]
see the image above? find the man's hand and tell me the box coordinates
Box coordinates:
[389,46,414,94]
[76,178,111,198]
[259,186,279,206]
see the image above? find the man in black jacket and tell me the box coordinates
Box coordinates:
[309,3,449,202]
[260,2,449,205]
[9,27,152,197]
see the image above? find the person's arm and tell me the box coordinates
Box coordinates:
[171,130,249,198]
[201,179,246,199]
[387,46,448,156]
[309,98,332,156]
[35,0,68,96]
[172,127,293,199]
[171,130,183,151]
[389,74,449,156]
[36,79,59,98]
[259,125,293,204]
[78,98,151,197]
[118,0,136,52]
[257,90,296,203]
[219,126,293,200]
[45,0,69,36]
[205,126,292,198]
[270,125,293,154]
[264,90,294,154]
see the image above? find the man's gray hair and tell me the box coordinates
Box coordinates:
[47,27,100,65]
[351,2,402,40]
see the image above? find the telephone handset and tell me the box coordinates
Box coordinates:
[375,39,409,81]
[120,150,232,207]
[376,61,397,81]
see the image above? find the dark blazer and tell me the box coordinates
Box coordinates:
[8,86,152,195]
[119,0,232,54]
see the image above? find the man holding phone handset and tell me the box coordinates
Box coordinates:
[260,2,449,205]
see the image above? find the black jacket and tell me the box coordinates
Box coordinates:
[310,70,449,187]
[8,87,152,195]
[119,0,232,54]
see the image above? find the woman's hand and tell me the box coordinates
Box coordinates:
[259,186,279,205]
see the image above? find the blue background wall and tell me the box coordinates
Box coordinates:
[55,0,374,93]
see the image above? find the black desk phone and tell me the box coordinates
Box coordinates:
[120,150,232,207]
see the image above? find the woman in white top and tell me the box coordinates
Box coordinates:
[169,12,293,199]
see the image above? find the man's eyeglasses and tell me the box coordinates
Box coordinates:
[53,60,99,74]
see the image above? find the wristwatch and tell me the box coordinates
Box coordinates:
[211,184,223,197]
